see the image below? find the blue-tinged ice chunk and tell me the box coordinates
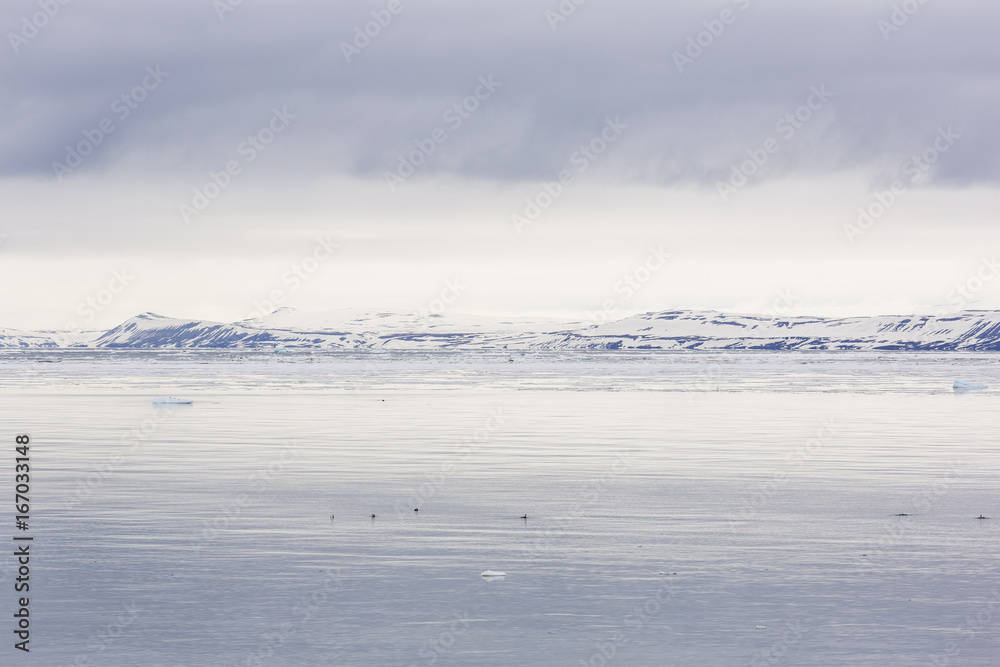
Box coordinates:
[953,379,987,392]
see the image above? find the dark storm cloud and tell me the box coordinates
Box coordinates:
[1,0,997,188]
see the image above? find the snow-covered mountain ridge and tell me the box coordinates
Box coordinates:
[5,309,1000,350]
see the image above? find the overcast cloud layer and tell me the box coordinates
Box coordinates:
[4,0,999,185]
[1,0,998,328]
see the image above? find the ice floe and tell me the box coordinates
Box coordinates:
[953,379,987,392]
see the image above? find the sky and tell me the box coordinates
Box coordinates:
[1,0,998,330]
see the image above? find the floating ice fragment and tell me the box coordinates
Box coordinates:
[953,379,987,392]
[153,396,193,405]
[481,570,506,577]
[755,625,767,630]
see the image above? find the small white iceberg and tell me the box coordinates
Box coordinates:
[755,625,767,630]
[153,396,194,405]
[480,570,506,578]
[953,379,987,393]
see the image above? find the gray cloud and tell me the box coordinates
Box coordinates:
[1,0,997,191]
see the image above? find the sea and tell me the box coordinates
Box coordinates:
[0,349,997,666]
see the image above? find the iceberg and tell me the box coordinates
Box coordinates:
[953,380,987,392]
[480,570,506,577]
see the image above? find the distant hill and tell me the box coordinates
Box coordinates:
[5,309,1000,351]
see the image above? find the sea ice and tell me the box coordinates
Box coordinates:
[480,570,506,577]
[953,379,987,392]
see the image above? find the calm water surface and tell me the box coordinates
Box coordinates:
[0,351,997,666]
